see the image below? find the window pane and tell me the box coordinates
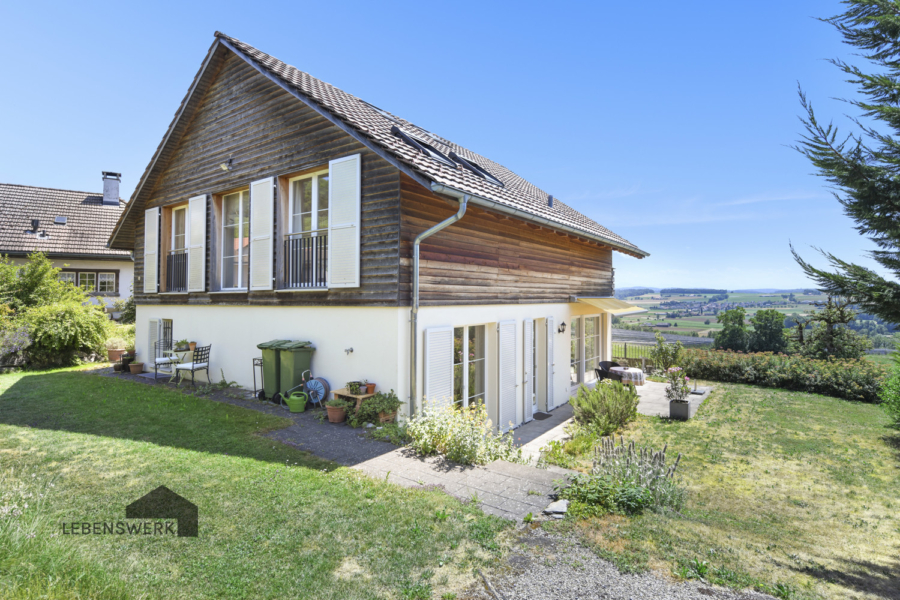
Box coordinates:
[79,272,96,291]
[467,326,486,404]
[58,272,75,284]
[224,193,240,227]
[584,317,601,383]
[453,327,464,406]
[570,317,581,384]
[98,273,115,293]
[173,209,186,250]
[317,175,329,230]
[299,180,312,214]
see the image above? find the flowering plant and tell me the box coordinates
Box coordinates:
[665,366,691,403]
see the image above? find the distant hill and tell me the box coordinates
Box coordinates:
[732,289,816,294]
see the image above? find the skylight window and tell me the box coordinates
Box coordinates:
[361,101,401,126]
[54,216,67,225]
[449,152,504,187]
[391,126,455,167]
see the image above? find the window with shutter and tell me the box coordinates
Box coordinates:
[498,320,517,431]
[327,154,361,288]
[148,318,160,364]
[249,178,274,291]
[143,208,159,294]
[424,326,454,412]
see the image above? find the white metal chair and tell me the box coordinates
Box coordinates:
[153,340,177,380]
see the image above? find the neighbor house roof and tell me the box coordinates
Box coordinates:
[0,183,131,260]
[109,33,647,258]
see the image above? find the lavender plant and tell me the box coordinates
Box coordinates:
[0,325,30,365]
[591,436,684,512]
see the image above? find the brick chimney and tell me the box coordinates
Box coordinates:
[102,172,121,206]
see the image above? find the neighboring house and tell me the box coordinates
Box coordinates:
[1,173,133,311]
[107,32,648,428]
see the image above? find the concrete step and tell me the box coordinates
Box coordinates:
[484,459,575,487]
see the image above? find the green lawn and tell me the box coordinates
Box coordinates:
[544,383,900,600]
[864,353,895,367]
[0,369,510,600]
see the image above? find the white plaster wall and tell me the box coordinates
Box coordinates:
[135,304,408,407]
[10,257,134,307]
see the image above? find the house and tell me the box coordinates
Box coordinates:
[1,173,133,310]
[107,32,648,428]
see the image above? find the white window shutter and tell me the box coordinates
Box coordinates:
[523,318,534,423]
[148,318,160,363]
[187,195,206,292]
[327,154,361,288]
[143,207,159,294]
[249,178,275,291]
[424,326,454,412]
[498,320,517,431]
[546,317,555,409]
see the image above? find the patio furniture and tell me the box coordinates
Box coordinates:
[595,361,623,382]
[153,340,176,380]
[330,387,376,413]
[175,345,211,386]
[608,365,646,386]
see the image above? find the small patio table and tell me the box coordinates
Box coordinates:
[162,350,193,383]
[609,366,646,386]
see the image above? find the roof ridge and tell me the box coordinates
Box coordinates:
[0,182,106,198]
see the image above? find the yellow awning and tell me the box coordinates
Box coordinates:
[575,297,647,316]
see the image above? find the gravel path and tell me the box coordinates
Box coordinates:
[465,528,776,600]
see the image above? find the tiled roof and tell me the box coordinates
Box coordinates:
[215,33,646,257]
[0,183,131,259]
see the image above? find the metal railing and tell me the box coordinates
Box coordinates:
[611,342,656,370]
[166,250,188,292]
[284,231,327,288]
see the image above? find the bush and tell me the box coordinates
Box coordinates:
[557,437,684,516]
[681,349,887,403]
[570,380,639,436]
[879,367,900,426]
[348,390,402,428]
[649,331,683,372]
[406,401,524,466]
[21,301,110,367]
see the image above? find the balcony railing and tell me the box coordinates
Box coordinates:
[284,231,327,288]
[166,250,188,292]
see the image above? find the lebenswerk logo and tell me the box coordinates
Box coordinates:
[61,486,198,538]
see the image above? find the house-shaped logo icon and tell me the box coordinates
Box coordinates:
[125,486,198,537]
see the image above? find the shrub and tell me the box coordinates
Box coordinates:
[665,366,691,402]
[681,349,887,403]
[21,301,110,367]
[570,380,639,437]
[348,390,402,428]
[406,401,524,466]
[649,331,683,371]
[556,437,684,516]
[879,367,900,426]
[0,325,30,366]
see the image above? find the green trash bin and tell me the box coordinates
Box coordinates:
[279,341,315,396]
[256,340,291,400]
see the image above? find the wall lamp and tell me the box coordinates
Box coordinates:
[558,321,566,334]
[219,158,233,172]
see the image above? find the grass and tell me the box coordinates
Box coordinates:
[0,368,511,600]
[542,382,900,600]
[864,353,895,367]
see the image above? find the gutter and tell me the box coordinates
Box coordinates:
[431,184,649,258]
[409,186,469,415]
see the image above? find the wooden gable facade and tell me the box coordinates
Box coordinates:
[124,44,615,309]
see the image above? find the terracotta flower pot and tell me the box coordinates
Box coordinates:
[189,342,197,351]
[326,406,347,423]
[108,349,125,363]
[366,383,376,394]
[129,363,144,374]
[378,411,396,424]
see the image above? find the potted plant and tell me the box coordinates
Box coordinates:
[285,391,308,413]
[346,380,364,395]
[121,349,136,368]
[665,366,695,420]
[325,398,353,423]
[174,339,190,352]
[364,379,376,394]
[113,362,123,372]
[371,389,401,423]
[105,337,127,363]
[188,341,197,351]
[129,360,144,374]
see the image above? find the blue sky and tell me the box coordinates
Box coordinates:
[0,0,877,289]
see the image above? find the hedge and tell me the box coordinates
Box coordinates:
[681,349,887,403]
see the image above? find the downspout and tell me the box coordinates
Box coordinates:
[409,185,469,415]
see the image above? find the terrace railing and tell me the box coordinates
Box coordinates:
[166,250,188,293]
[284,231,327,289]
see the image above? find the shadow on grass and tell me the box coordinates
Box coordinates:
[788,555,900,600]
[0,370,336,469]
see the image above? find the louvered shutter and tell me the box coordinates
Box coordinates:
[327,154,361,288]
[187,195,206,292]
[249,178,274,291]
[424,326,454,412]
[523,318,534,423]
[546,317,555,409]
[143,207,159,294]
[498,320,517,431]
[148,318,160,364]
